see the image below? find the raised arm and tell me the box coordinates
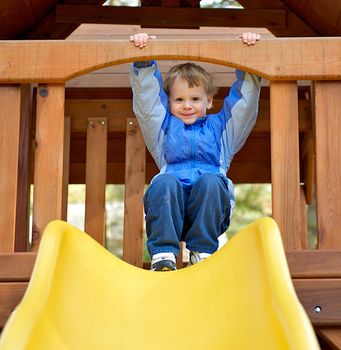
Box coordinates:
[129,33,169,169]
[220,32,262,159]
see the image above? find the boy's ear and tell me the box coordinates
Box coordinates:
[207,95,213,109]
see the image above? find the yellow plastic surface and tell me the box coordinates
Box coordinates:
[0,218,320,350]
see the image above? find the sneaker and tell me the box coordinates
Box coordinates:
[188,251,211,266]
[151,253,177,272]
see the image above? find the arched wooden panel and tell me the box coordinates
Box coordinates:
[0,38,340,83]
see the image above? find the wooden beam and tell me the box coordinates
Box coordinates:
[62,117,71,221]
[318,328,341,350]
[0,253,36,282]
[55,5,286,29]
[237,0,318,37]
[0,282,28,328]
[294,279,341,326]
[31,84,66,251]
[65,98,312,133]
[287,251,341,279]
[314,82,341,249]
[123,118,146,267]
[0,38,340,83]
[270,81,301,249]
[84,118,108,245]
[0,86,21,253]
[15,85,33,252]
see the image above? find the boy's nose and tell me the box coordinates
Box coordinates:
[183,101,192,109]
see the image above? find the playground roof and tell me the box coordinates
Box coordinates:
[0,0,340,40]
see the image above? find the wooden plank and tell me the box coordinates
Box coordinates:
[270,81,301,249]
[15,85,33,252]
[62,117,71,221]
[69,160,272,184]
[65,98,311,133]
[31,84,66,251]
[0,38,340,83]
[84,118,107,244]
[301,132,315,205]
[123,118,146,267]
[0,86,21,253]
[294,279,341,326]
[300,186,308,249]
[0,253,36,282]
[314,82,341,249]
[56,5,286,29]
[318,328,341,350]
[0,282,28,329]
[287,251,341,279]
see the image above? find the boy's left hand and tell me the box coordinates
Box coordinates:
[239,32,261,46]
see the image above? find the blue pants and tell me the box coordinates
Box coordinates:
[144,173,231,257]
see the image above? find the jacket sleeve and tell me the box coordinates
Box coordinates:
[220,69,261,160]
[129,60,169,169]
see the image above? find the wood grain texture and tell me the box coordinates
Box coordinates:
[0,38,340,83]
[314,82,341,249]
[0,86,21,253]
[15,85,33,252]
[31,84,66,251]
[270,81,301,249]
[287,250,341,279]
[56,5,286,29]
[294,279,341,326]
[0,282,28,328]
[84,118,107,245]
[318,328,341,350]
[123,118,146,267]
[0,253,36,282]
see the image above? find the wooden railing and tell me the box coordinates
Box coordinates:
[0,38,341,343]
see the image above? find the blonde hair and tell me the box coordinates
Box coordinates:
[164,62,218,96]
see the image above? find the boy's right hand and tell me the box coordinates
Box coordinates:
[129,33,157,49]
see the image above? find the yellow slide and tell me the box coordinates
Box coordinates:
[0,218,320,350]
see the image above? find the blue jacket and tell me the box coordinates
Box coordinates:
[130,60,261,214]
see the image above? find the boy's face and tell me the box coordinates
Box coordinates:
[169,76,213,125]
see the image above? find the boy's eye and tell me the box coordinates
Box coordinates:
[175,98,183,102]
[192,97,200,101]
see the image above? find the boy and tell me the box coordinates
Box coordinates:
[130,32,261,271]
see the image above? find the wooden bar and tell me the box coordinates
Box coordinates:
[270,81,301,249]
[287,251,341,279]
[0,282,28,329]
[65,98,312,133]
[318,328,341,350]
[300,186,309,249]
[0,38,340,83]
[56,5,286,29]
[123,118,146,267]
[15,85,33,252]
[31,84,66,251]
[62,116,71,221]
[294,279,341,326]
[84,118,107,244]
[0,86,21,254]
[314,81,341,249]
[0,253,36,282]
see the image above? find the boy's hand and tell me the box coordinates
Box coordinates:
[238,32,261,46]
[129,33,157,49]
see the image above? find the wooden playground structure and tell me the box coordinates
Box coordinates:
[0,36,341,348]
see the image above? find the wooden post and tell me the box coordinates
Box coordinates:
[31,84,66,251]
[123,118,146,267]
[62,116,71,221]
[84,118,107,245]
[15,85,33,252]
[270,81,301,249]
[0,86,21,253]
[314,81,341,249]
